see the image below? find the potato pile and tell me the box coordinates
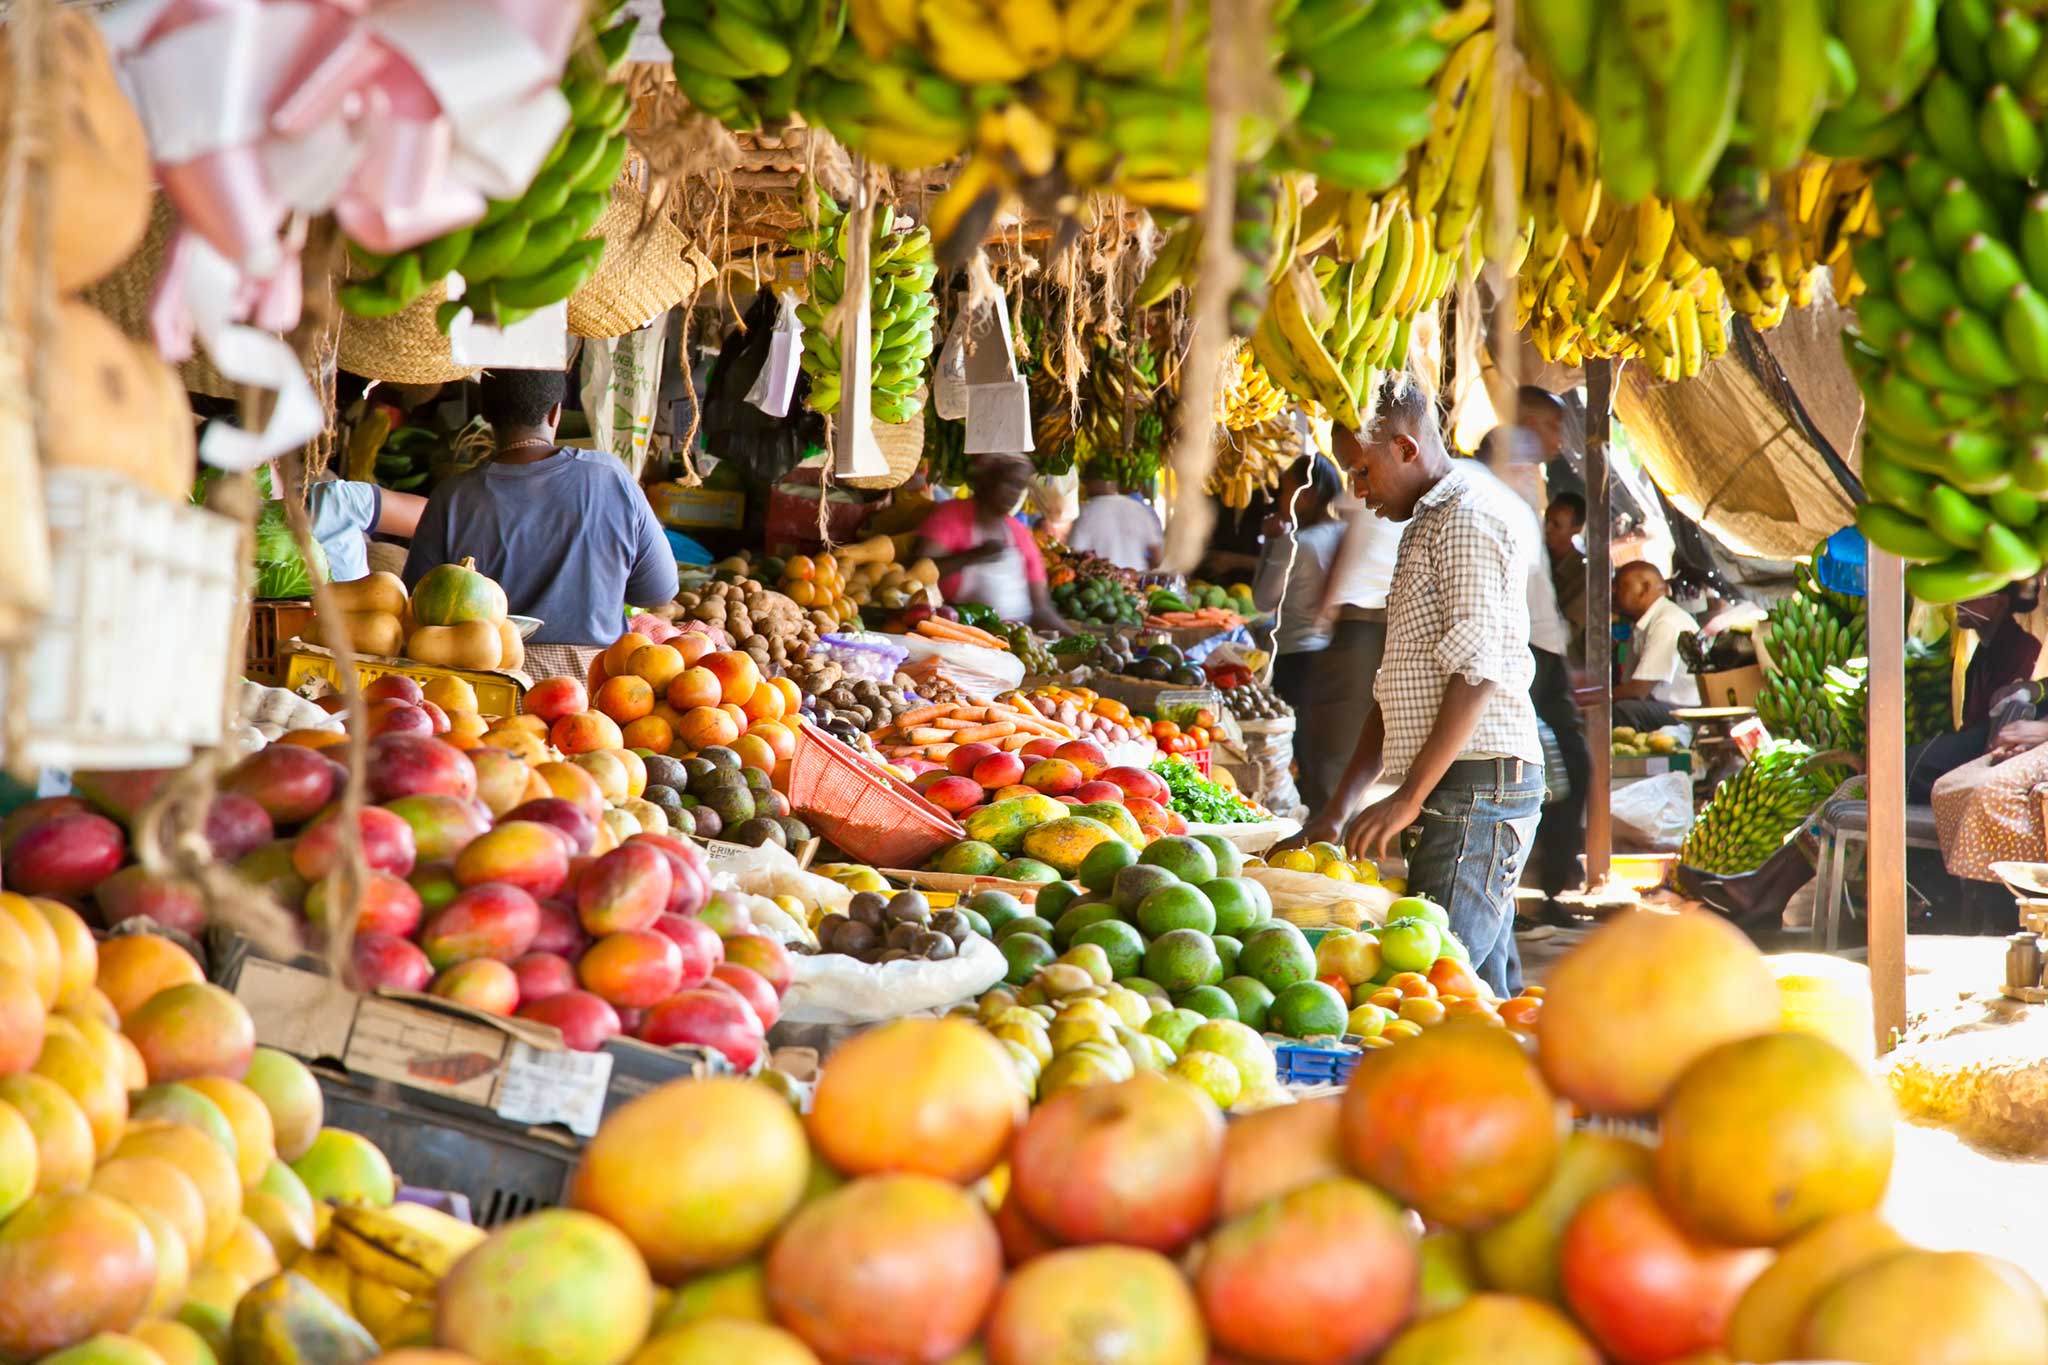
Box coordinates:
[672,577,818,677]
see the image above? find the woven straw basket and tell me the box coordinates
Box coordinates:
[82,197,235,398]
[569,185,716,338]
[842,400,926,490]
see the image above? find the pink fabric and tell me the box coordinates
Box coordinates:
[919,501,1045,600]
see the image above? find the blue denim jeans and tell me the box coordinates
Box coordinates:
[1401,758,1545,999]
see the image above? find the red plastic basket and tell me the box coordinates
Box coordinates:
[787,725,965,867]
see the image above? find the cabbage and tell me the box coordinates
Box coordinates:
[253,502,325,599]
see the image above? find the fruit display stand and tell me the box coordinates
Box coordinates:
[1,469,243,770]
[876,868,1048,903]
[213,931,724,1145]
[281,640,532,718]
[1182,814,1302,856]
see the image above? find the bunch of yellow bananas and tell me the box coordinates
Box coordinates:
[1674,159,1878,320]
[292,1201,485,1351]
[1207,415,1302,509]
[1215,340,1289,430]
[1516,193,1731,379]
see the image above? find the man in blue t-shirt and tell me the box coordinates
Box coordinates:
[403,370,677,671]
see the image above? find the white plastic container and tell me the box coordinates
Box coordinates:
[0,469,241,770]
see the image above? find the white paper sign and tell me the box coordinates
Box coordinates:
[496,1041,612,1136]
[448,276,569,369]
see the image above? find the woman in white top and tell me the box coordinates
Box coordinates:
[1065,477,1163,569]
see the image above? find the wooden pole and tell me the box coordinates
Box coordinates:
[1866,547,1907,1049]
[1583,360,1613,889]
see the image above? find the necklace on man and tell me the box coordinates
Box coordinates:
[498,437,554,456]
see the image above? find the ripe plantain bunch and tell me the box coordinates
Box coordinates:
[796,194,940,425]
[1206,415,1302,510]
[659,0,845,131]
[1845,1,2048,602]
[1072,333,1169,489]
[1214,338,1289,431]
[341,4,635,328]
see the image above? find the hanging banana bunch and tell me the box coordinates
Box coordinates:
[1207,415,1301,509]
[341,4,636,327]
[796,194,941,424]
[1841,2,2048,603]
[1518,0,1925,208]
[659,0,845,131]
[1215,339,1289,430]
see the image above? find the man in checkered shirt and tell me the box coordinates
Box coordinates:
[1300,370,1545,997]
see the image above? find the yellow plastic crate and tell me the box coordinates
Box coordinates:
[283,645,526,717]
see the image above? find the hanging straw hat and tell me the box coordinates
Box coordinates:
[336,278,477,385]
[569,182,716,339]
[81,197,234,398]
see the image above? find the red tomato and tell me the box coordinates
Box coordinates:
[1426,956,1486,1001]
[1317,973,1353,1008]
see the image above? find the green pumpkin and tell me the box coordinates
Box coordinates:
[410,556,507,626]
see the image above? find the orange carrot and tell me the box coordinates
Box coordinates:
[952,721,1019,743]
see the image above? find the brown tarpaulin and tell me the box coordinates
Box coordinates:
[1613,291,1861,560]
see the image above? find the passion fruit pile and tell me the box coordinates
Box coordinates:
[810,889,975,964]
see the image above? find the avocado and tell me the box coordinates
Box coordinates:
[732,816,787,849]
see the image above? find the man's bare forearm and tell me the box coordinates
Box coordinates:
[1393,676,1496,801]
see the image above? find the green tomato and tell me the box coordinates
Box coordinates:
[1378,917,1442,974]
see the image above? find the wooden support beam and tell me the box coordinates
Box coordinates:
[1584,359,1614,890]
[1866,547,1907,1050]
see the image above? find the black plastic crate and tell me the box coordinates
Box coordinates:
[313,1068,577,1226]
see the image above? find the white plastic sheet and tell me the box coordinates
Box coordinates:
[779,932,1007,1026]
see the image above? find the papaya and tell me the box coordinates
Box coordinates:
[963,798,1061,857]
[406,622,502,671]
[409,558,507,627]
[328,573,408,618]
[1021,817,1126,878]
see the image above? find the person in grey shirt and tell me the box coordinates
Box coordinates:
[403,370,677,667]
[308,479,425,583]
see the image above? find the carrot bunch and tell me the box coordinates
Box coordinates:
[914,618,1009,650]
[1143,607,1247,630]
[870,699,1080,762]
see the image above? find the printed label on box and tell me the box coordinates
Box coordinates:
[232,957,358,1061]
[497,1042,613,1137]
[345,998,508,1108]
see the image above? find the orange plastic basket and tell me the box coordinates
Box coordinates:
[787,725,965,867]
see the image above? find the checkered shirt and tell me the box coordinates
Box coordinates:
[1377,461,1543,783]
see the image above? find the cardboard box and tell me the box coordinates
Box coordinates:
[216,941,720,1139]
[651,484,745,530]
[1612,751,1695,777]
[283,643,529,718]
[1695,663,1765,710]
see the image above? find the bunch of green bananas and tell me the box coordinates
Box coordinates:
[366,426,441,493]
[340,9,634,326]
[1844,4,2048,603]
[1519,0,1921,207]
[1755,587,1868,750]
[1069,333,1168,488]
[660,0,844,131]
[1681,739,1846,875]
[1279,0,1472,192]
[796,197,940,424]
[924,402,972,487]
[1906,632,1955,744]
[1820,657,1870,753]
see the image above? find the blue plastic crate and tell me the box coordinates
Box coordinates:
[1272,1039,1363,1086]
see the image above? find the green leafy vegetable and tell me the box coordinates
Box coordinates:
[1149,756,1259,825]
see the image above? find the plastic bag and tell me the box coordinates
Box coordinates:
[745,291,805,419]
[890,633,1026,696]
[933,307,970,420]
[779,932,1008,1025]
[818,633,911,684]
[1611,771,1696,851]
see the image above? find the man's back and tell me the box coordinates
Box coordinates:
[403,448,677,646]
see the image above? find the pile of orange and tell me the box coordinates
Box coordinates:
[585,632,801,778]
[779,554,860,627]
